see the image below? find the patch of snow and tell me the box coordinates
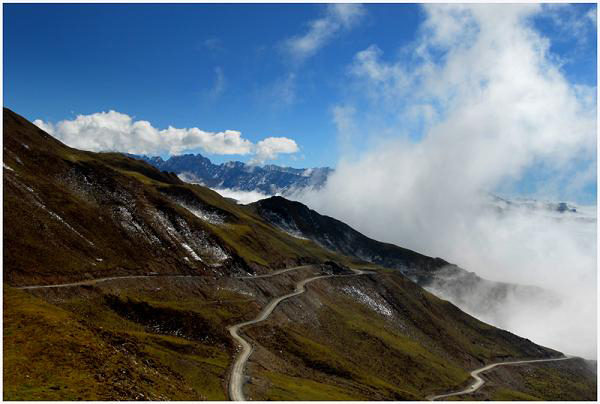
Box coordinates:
[172,199,224,225]
[302,168,314,177]
[282,228,308,240]
[342,285,393,317]
[41,205,95,246]
[113,206,161,245]
[22,143,30,150]
[5,176,38,198]
[150,209,229,265]
[181,243,202,261]
[225,287,253,297]
[3,163,14,171]
[149,209,179,240]
[115,207,142,232]
[204,243,230,262]
[177,172,205,184]
[4,175,96,247]
[265,212,309,240]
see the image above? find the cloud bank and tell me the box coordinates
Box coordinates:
[295,4,597,358]
[34,111,298,163]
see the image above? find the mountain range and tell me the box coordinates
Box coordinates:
[4,108,596,400]
[129,153,586,220]
[130,153,332,195]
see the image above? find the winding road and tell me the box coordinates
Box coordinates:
[13,264,370,401]
[13,266,312,290]
[427,355,573,401]
[14,268,569,401]
[227,267,371,401]
[14,274,179,290]
[234,265,312,279]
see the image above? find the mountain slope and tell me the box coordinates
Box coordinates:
[250,196,451,275]
[130,153,332,195]
[4,108,594,400]
[3,108,351,286]
[249,196,562,331]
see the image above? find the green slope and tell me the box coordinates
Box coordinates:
[3,107,595,401]
[3,108,348,286]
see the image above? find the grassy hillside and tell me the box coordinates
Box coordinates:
[3,108,349,286]
[454,357,597,400]
[3,107,595,400]
[4,266,569,401]
[4,283,239,400]
[243,272,562,400]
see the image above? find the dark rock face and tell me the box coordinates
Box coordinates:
[250,196,451,277]
[128,153,333,195]
[556,202,577,213]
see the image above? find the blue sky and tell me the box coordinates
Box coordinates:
[5,4,423,166]
[3,3,597,203]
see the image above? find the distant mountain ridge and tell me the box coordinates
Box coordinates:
[128,153,333,194]
[488,194,582,215]
[129,154,588,219]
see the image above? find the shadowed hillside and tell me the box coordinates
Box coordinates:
[250,196,562,330]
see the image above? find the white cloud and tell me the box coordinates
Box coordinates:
[422,4,480,48]
[32,119,55,135]
[210,187,271,205]
[350,45,412,106]
[271,4,366,107]
[541,4,597,48]
[35,111,252,155]
[295,4,597,358]
[203,37,223,52]
[252,137,299,164]
[34,111,299,163]
[208,66,226,100]
[283,4,366,63]
[270,72,297,106]
[586,7,597,26]
[331,105,358,156]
